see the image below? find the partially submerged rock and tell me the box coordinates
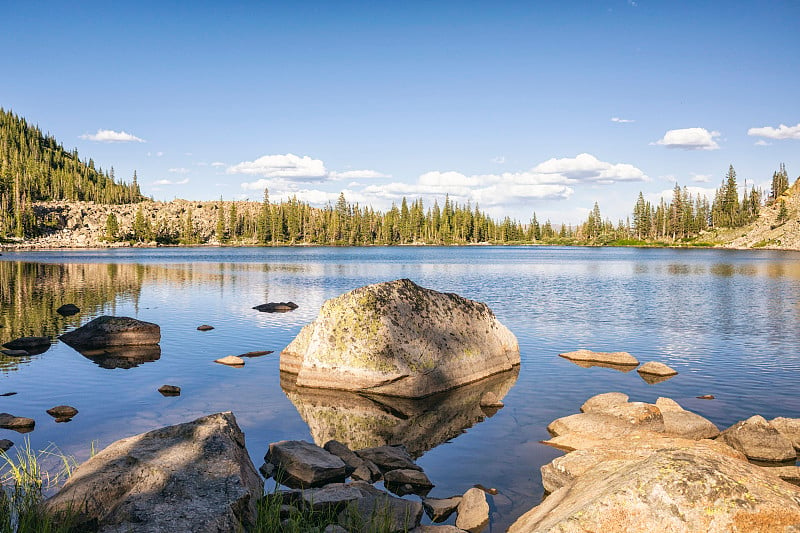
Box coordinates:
[253,301,298,313]
[60,316,160,349]
[215,355,244,366]
[559,349,639,367]
[637,361,678,382]
[455,487,489,532]
[46,405,78,420]
[422,496,462,522]
[158,384,181,396]
[717,415,797,464]
[56,303,80,316]
[45,412,262,532]
[0,439,13,452]
[196,324,214,331]
[2,336,51,351]
[265,440,347,487]
[383,468,434,496]
[281,279,519,397]
[0,413,35,431]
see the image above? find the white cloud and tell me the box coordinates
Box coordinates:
[653,128,720,150]
[153,178,190,186]
[492,156,506,164]
[611,117,635,123]
[80,129,145,143]
[330,170,390,180]
[532,153,648,183]
[691,173,711,183]
[747,122,800,140]
[168,167,189,174]
[211,161,226,167]
[228,153,327,181]
[754,140,772,146]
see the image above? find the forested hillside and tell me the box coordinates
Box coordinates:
[0,108,143,237]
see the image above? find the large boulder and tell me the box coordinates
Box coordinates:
[280,279,519,397]
[510,439,800,532]
[45,412,263,532]
[717,415,796,463]
[59,316,160,349]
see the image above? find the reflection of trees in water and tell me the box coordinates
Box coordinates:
[282,367,519,458]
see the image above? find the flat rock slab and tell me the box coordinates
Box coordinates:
[253,302,298,312]
[3,336,51,350]
[559,349,639,366]
[56,303,80,316]
[455,487,489,532]
[60,316,160,349]
[266,440,346,487]
[215,355,244,366]
[637,361,678,376]
[718,415,796,463]
[422,496,462,522]
[46,405,78,419]
[281,279,520,397]
[0,413,35,430]
[45,412,263,533]
[355,445,422,473]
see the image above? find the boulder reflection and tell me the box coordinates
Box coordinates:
[281,367,519,458]
[75,345,162,369]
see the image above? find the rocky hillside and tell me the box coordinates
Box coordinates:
[723,178,800,250]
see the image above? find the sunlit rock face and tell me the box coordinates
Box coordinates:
[280,279,520,398]
[281,367,518,458]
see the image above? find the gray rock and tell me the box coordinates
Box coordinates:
[298,482,366,512]
[324,525,349,533]
[770,417,800,451]
[422,495,462,522]
[259,462,275,479]
[351,459,381,482]
[46,405,78,419]
[3,336,50,350]
[580,392,629,413]
[45,412,263,533]
[56,303,80,316]
[0,413,35,431]
[281,279,519,397]
[411,527,467,533]
[0,439,13,452]
[59,316,160,349]
[455,487,489,532]
[717,415,796,463]
[509,440,800,533]
[637,361,678,376]
[158,384,181,396]
[355,445,421,473]
[324,439,364,473]
[266,440,347,487]
[337,481,423,533]
[383,468,434,496]
[558,349,639,366]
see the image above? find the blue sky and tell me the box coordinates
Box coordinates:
[2,1,799,223]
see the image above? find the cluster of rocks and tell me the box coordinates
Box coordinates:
[508,392,800,531]
[261,438,491,532]
[559,349,678,383]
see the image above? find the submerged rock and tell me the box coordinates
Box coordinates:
[265,440,347,487]
[281,279,519,398]
[2,336,51,351]
[383,468,434,496]
[253,301,298,313]
[56,303,80,316]
[45,412,262,532]
[60,316,160,349]
[717,415,796,464]
[559,349,639,367]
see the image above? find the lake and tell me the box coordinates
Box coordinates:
[2,246,800,530]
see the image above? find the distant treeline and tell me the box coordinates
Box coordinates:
[0,108,143,237]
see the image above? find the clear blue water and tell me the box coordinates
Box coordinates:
[1,246,800,530]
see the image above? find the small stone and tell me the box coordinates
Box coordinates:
[215,355,245,366]
[239,350,273,358]
[411,526,468,533]
[56,304,81,316]
[1,349,29,357]
[637,361,678,377]
[158,385,181,396]
[2,336,51,350]
[0,413,35,431]
[0,392,17,397]
[197,325,214,331]
[455,487,489,532]
[46,405,78,419]
[0,439,13,452]
[422,496,462,522]
[479,391,504,408]
[696,394,715,400]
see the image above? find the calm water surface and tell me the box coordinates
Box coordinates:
[2,246,800,530]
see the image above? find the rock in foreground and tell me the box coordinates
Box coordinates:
[281,279,519,397]
[45,412,262,532]
[59,316,160,349]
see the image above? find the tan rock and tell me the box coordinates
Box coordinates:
[717,415,796,463]
[558,349,638,366]
[579,392,629,413]
[455,488,489,532]
[637,360,678,376]
[215,355,244,366]
[770,416,800,451]
[281,279,519,398]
